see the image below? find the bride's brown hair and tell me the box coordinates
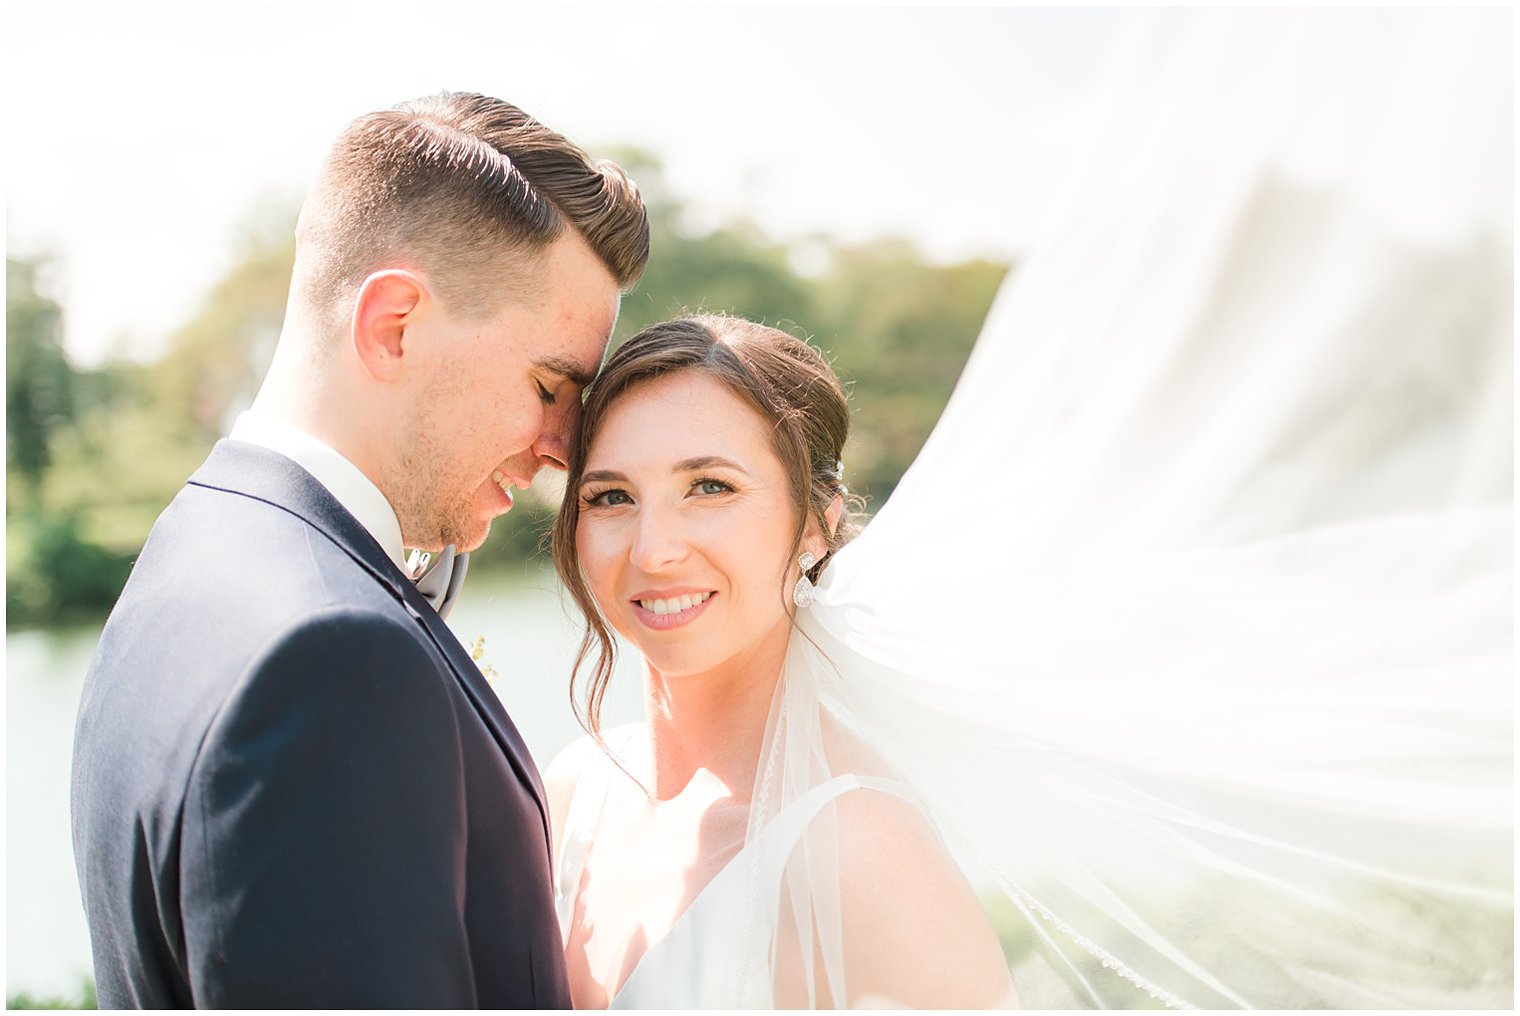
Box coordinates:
[552,314,862,736]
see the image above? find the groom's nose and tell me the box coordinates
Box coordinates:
[519,394,580,482]
[532,431,569,473]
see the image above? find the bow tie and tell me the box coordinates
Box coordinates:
[406,545,469,621]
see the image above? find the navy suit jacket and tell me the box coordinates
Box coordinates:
[70,440,572,1008]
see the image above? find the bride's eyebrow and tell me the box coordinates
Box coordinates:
[578,458,751,488]
[675,456,750,476]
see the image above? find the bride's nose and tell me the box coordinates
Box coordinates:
[629,504,688,572]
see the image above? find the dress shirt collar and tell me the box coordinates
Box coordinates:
[228,410,408,573]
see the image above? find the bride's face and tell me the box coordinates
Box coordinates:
[574,369,800,680]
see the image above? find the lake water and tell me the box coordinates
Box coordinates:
[4,567,644,1000]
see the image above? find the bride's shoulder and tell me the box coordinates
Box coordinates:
[826,786,1014,1006]
[815,723,1015,1006]
[814,725,957,906]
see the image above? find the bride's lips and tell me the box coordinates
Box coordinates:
[630,588,717,631]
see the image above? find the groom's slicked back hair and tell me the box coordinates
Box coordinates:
[294,91,649,333]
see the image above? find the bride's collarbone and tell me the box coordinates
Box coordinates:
[601,778,748,867]
[589,766,747,881]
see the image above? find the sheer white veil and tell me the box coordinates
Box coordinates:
[743,9,1511,1008]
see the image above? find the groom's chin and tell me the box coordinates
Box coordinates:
[445,516,492,555]
[460,509,504,555]
[460,527,492,554]
[416,511,492,557]
[435,482,514,553]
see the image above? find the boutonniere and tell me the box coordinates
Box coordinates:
[469,635,499,684]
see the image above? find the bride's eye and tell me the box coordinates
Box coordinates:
[581,487,632,508]
[692,478,734,497]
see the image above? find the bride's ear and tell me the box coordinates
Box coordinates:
[802,494,846,562]
[824,494,844,541]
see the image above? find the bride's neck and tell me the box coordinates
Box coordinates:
[642,618,791,803]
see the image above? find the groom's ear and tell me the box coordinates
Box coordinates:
[352,270,425,382]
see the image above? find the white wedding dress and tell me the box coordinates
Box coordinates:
[556,730,925,1008]
[556,9,1511,1009]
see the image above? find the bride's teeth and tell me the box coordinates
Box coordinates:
[638,591,711,616]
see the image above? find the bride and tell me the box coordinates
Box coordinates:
[548,316,1017,1007]
[545,8,1510,1010]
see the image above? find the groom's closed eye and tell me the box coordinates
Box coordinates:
[535,354,599,390]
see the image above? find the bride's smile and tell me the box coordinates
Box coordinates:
[628,588,716,629]
[574,369,805,679]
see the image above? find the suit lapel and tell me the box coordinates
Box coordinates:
[390,574,552,825]
[187,439,553,848]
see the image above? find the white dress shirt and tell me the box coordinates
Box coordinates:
[228,410,408,573]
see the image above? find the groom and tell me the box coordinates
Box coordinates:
[70,92,648,1007]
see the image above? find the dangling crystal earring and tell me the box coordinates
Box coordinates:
[793,550,817,608]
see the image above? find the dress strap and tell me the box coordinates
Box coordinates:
[747,773,923,900]
[729,773,927,1006]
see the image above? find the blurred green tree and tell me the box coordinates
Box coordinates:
[147,206,297,443]
[6,256,76,502]
[813,240,1008,503]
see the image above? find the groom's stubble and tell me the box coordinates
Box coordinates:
[383,244,619,553]
[388,362,501,554]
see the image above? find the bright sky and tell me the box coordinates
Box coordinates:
[5,3,1124,365]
